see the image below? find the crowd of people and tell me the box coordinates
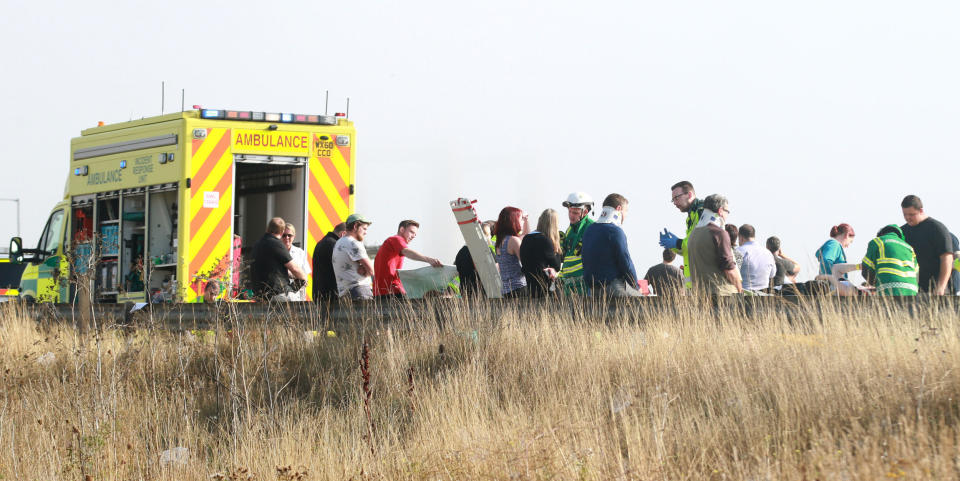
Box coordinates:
[240,181,959,302]
[654,184,958,297]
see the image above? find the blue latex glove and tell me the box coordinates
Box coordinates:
[658,229,680,249]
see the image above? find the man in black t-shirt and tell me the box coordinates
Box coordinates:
[251,217,309,301]
[900,195,955,295]
[643,249,684,296]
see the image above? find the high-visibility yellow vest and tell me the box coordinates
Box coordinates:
[560,217,594,279]
[676,198,704,289]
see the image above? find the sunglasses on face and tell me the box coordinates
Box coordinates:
[282,234,294,239]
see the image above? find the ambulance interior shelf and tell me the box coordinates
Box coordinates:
[96,197,120,297]
[121,193,145,297]
[81,188,179,301]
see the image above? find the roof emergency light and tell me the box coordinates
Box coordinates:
[200,109,224,119]
[199,108,343,125]
[225,110,252,120]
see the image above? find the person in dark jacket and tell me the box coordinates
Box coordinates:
[311,223,346,302]
[582,193,639,297]
[520,209,563,297]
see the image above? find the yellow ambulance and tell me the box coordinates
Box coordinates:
[8,108,355,303]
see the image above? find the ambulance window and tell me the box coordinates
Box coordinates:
[39,209,66,255]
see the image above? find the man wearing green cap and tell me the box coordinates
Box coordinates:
[861,224,919,296]
[332,214,375,300]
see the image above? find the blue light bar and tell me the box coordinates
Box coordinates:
[120,160,127,169]
[201,109,224,119]
[74,167,81,176]
[280,113,294,123]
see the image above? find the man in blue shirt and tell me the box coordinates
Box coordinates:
[582,193,640,297]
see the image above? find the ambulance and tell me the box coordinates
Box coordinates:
[8,108,355,303]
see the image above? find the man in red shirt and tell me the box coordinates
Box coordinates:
[373,220,443,297]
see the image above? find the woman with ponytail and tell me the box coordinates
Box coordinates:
[816,223,856,278]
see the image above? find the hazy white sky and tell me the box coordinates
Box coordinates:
[2,0,958,282]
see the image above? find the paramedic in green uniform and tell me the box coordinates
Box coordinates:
[861,224,919,296]
[659,181,705,289]
[559,192,594,294]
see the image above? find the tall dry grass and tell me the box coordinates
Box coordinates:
[0,297,958,480]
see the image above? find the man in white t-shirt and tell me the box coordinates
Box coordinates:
[282,223,312,301]
[735,224,776,291]
[332,213,375,300]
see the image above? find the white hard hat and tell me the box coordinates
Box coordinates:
[562,192,594,209]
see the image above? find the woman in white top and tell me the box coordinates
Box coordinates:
[283,223,312,301]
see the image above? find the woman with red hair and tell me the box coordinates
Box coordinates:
[494,206,531,296]
[816,223,855,278]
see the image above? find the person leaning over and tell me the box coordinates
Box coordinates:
[520,209,564,297]
[735,224,776,292]
[373,220,443,298]
[861,224,918,296]
[687,194,742,296]
[251,217,308,302]
[900,195,955,295]
[332,214,375,300]
[643,249,684,297]
[659,181,705,289]
[582,193,640,297]
[312,222,346,302]
[282,223,311,301]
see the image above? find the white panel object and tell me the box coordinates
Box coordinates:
[449,198,502,298]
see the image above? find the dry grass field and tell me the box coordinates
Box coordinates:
[1,298,958,480]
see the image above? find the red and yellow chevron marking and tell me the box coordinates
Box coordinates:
[306,134,352,298]
[187,128,234,301]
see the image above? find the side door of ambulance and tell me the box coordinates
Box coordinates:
[34,206,68,302]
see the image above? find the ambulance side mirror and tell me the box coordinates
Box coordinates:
[9,237,23,264]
